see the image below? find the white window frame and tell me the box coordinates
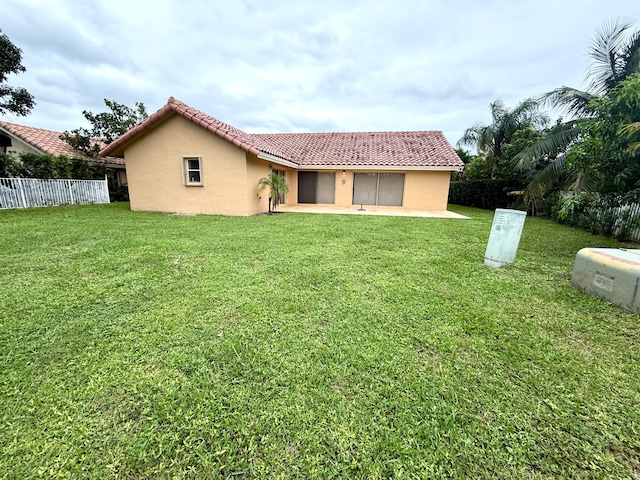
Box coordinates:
[182,156,203,186]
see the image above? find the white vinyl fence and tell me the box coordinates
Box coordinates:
[0,177,110,210]
[596,202,640,241]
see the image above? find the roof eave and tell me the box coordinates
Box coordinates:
[256,151,299,169]
[295,164,464,171]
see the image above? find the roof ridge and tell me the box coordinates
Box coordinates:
[0,120,64,136]
[251,130,444,136]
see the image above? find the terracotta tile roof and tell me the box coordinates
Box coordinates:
[100,97,463,170]
[100,97,292,161]
[0,121,124,166]
[251,131,463,168]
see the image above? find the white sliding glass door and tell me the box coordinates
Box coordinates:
[353,173,404,206]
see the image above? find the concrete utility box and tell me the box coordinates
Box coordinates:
[484,209,527,267]
[571,248,640,313]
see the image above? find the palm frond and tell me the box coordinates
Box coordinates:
[456,124,483,148]
[458,97,547,157]
[620,121,640,136]
[523,155,602,210]
[564,168,601,194]
[540,87,595,118]
[476,126,496,154]
[513,120,581,170]
[525,156,566,196]
[501,97,547,133]
[511,97,543,118]
[457,123,497,154]
[489,100,508,124]
[621,30,640,78]
[587,18,634,95]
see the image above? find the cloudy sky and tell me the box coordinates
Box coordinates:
[2,0,639,147]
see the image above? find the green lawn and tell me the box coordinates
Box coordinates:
[1,203,639,479]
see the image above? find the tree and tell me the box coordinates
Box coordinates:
[61,99,148,157]
[457,98,548,179]
[621,121,640,153]
[0,29,35,116]
[543,19,640,117]
[517,20,640,206]
[257,172,289,214]
[617,73,640,154]
[454,148,475,165]
[523,79,640,211]
[452,148,474,180]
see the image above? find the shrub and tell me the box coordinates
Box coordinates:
[0,152,20,177]
[555,190,640,241]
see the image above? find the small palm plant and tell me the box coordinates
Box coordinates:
[257,172,289,214]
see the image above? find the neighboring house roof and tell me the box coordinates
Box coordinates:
[0,121,124,167]
[100,97,464,170]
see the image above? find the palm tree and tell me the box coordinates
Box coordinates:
[457,98,548,179]
[257,172,289,214]
[542,19,640,116]
[517,20,640,204]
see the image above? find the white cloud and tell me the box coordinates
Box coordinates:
[1,0,639,146]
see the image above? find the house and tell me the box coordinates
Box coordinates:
[99,97,464,216]
[0,121,127,185]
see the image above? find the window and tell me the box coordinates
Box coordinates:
[0,134,11,154]
[183,157,202,185]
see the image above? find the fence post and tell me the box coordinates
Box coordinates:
[67,179,75,204]
[16,177,28,209]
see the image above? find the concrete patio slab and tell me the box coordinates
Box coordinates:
[275,205,469,218]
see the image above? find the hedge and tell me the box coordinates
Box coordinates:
[448,180,521,210]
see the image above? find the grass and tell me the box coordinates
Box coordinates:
[1,203,639,479]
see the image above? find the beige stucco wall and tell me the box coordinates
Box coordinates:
[246,155,272,215]
[334,170,352,206]
[124,114,250,215]
[403,170,452,210]
[285,169,297,206]
[293,169,452,210]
